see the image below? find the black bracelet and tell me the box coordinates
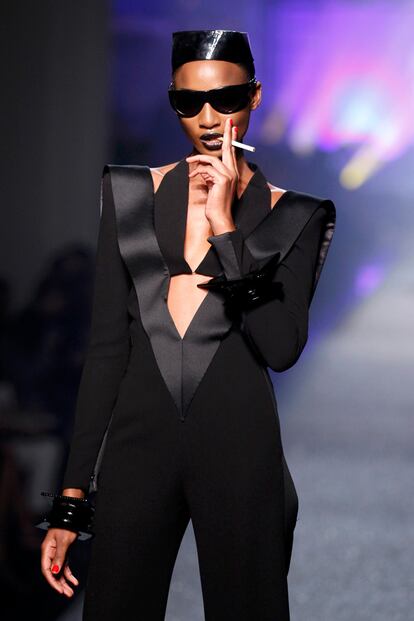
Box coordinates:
[35,492,95,541]
[197,251,284,317]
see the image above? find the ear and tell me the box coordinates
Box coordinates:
[250,81,262,111]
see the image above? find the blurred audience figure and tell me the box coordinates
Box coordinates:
[0,246,94,614]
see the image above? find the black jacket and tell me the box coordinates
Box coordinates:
[61,156,336,494]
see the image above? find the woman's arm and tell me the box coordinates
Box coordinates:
[61,168,132,493]
[206,205,328,372]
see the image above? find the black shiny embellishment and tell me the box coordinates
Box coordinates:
[197,251,284,318]
[35,491,95,541]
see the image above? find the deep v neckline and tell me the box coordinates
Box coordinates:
[152,156,272,341]
[108,161,332,417]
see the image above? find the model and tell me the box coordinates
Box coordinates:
[38,29,336,620]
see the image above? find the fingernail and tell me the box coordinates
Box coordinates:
[229,118,233,126]
[52,564,60,573]
[235,126,238,133]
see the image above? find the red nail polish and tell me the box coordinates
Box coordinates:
[229,118,233,126]
[235,126,238,133]
[52,564,60,573]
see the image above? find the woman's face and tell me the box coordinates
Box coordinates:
[172,60,261,158]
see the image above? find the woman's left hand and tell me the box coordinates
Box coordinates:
[186,117,239,234]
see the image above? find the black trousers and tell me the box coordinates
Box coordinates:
[81,395,298,621]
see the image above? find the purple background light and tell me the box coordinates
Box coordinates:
[354,263,386,296]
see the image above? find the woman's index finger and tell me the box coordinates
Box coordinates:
[221,117,234,170]
[41,546,64,593]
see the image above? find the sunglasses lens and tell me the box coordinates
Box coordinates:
[168,90,202,117]
[211,84,251,114]
[168,81,255,117]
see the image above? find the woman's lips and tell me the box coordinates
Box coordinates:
[200,134,223,150]
[201,139,222,150]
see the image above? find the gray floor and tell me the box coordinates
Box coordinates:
[281,252,414,621]
[61,251,414,620]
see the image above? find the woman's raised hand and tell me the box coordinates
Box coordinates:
[186,117,239,235]
[40,528,79,597]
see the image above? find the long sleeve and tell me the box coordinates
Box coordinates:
[61,168,132,493]
[207,205,329,373]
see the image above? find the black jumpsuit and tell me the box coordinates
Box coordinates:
[61,155,336,620]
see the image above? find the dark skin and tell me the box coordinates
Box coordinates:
[158,60,286,339]
[177,58,260,230]
[40,59,286,597]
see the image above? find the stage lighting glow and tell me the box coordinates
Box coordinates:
[354,264,385,296]
[263,1,413,188]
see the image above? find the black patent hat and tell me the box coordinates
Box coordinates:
[171,29,255,75]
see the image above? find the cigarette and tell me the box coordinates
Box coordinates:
[217,136,256,152]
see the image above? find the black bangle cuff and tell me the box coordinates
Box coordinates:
[197,251,284,317]
[35,492,95,541]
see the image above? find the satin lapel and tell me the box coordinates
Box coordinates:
[154,158,193,276]
[107,164,233,419]
[107,164,184,414]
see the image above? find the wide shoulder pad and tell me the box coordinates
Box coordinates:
[245,189,336,304]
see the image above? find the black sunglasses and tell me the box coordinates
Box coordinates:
[168,78,257,118]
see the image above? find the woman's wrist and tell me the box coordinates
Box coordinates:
[197,250,284,317]
[61,488,86,499]
[209,217,236,236]
[207,227,244,280]
[35,491,95,541]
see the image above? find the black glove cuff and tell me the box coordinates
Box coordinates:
[197,251,284,316]
[35,492,95,541]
